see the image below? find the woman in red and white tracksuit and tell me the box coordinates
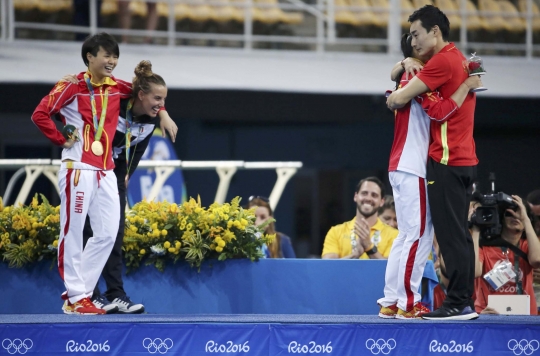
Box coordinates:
[378,33,483,318]
[32,33,132,315]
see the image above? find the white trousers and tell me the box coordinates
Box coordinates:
[378,171,434,311]
[58,165,119,304]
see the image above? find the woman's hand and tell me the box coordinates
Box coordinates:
[403,58,424,80]
[158,111,178,143]
[61,74,78,84]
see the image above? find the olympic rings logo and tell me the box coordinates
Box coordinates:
[2,339,33,355]
[142,338,174,354]
[365,338,396,355]
[508,339,539,356]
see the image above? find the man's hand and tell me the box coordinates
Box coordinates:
[159,111,178,143]
[386,91,403,111]
[463,75,483,91]
[402,58,424,80]
[355,218,371,249]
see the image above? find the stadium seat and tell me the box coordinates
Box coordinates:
[517,0,540,31]
[369,0,390,28]
[13,0,41,11]
[411,0,432,9]
[349,0,380,27]
[463,0,487,31]
[211,0,245,23]
[334,0,362,26]
[477,0,510,31]
[38,0,72,12]
[434,0,462,30]
[401,0,414,29]
[497,0,526,32]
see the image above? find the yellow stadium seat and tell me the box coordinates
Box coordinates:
[334,0,361,26]
[129,0,148,17]
[101,0,118,16]
[212,0,245,22]
[497,0,525,32]
[349,0,379,27]
[411,0,432,10]
[369,0,390,28]
[13,0,41,11]
[188,1,216,22]
[463,0,487,31]
[252,0,303,25]
[434,0,462,30]
[477,0,509,31]
[517,0,540,31]
[401,0,415,28]
[38,0,72,12]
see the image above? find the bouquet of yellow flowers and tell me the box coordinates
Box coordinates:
[0,194,60,268]
[124,196,275,272]
[1,195,274,272]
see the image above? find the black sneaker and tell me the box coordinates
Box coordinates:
[422,305,479,320]
[111,295,145,314]
[92,295,119,314]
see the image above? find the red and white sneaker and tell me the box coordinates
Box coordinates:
[396,302,430,319]
[62,297,106,315]
[378,303,399,319]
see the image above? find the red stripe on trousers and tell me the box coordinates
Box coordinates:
[59,169,73,280]
[404,177,427,311]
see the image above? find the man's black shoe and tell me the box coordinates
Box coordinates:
[422,306,479,320]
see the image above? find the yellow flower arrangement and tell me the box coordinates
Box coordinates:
[0,194,60,268]
[1,195,274,272]
[124,196,275,272]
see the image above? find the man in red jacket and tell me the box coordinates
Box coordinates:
[32,33,132,315]
[387,5,479,320]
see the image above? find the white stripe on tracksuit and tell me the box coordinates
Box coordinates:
[58,162,119,304]
[377,171,434,311]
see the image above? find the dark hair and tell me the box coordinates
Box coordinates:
[526,189,540,205]
[356,177,385,198]
[133,60,167,99]
[247,197,283,258]
[81,32,119,67]
[395,33,413,90]
[378,195,395,215]
[408,5,450,42]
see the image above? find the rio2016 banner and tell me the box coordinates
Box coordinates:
[1,322,539,355]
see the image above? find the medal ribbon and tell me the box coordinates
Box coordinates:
[125,98,134,172]
[84,73,109,142]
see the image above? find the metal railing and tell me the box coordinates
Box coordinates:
[1,0,539,57]
[0,159,302,211]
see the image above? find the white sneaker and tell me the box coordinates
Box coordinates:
[92,295,119,314]
[111,295,145,314]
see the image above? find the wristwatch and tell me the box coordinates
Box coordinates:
[366,245,378,256]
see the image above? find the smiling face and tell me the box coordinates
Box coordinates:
[354,181,384,218]
[137,83,167,117]
[86,46,118,82]
[410,20,438,58]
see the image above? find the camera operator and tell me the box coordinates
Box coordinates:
[471,195,540,315]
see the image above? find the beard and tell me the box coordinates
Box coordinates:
[356,204,377,219]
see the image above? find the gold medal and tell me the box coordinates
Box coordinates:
[91,141,104,156]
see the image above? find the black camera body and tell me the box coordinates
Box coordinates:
[470,192,517,239]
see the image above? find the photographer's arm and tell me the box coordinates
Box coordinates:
[471,226,483,278]
[511,195,540,268]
